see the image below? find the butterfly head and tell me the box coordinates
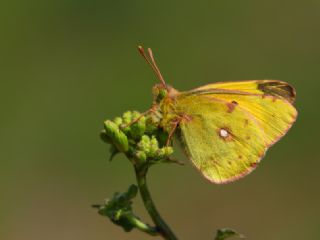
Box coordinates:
[152,84,167,103]
[152,83,179,104]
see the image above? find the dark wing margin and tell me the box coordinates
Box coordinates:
[187,80,297,104]
[257,80,296,103]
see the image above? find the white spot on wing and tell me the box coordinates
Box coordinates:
[219,128,229,138]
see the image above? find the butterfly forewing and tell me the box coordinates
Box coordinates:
[191,80,296,103]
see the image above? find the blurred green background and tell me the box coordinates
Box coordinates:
[1,1,319,239]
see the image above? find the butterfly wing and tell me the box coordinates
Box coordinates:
[188,80,297,147]
[192,80,296,103]
[175,80,297,183]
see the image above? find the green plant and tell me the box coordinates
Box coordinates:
[93,110,244,240]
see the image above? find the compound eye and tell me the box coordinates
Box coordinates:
[155,88,167,103]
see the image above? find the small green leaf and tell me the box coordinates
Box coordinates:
[93,185,158,236]
[95,185,138,232]
[214,228,245,240]
[108,145,119,161]
[126,184,139,199]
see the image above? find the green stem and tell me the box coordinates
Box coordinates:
[135,166,178,240]
[127,215,159,236]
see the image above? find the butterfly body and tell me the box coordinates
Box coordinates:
[138,47,297,184]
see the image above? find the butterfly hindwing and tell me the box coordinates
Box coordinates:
[176,94,266,183]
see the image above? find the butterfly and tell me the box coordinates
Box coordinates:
[137,46,297,184]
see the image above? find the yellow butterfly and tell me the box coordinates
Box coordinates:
[138,46,297,184]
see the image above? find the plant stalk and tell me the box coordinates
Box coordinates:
[135,166,178,240]
[127,215,159,236]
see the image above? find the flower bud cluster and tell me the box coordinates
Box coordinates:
[100,111,173,166]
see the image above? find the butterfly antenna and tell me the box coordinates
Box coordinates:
[138,46,167,89]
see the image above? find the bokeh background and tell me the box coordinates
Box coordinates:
[1,1,319,239]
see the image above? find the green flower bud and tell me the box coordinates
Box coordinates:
[131,111,140,120]
[149,136,159,158]
[156,146,173,159]
[104,120,129,152]
[137,135,151,153]
[135,151,147,163]
[163,146,173,156]
[113,117,123,126]
[122,111,133,124]
[130,116,146,140]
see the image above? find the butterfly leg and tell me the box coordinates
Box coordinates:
[166,117,182,146]
[122,105,157,128]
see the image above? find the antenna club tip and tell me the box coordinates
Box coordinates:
[137,45,144,52]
